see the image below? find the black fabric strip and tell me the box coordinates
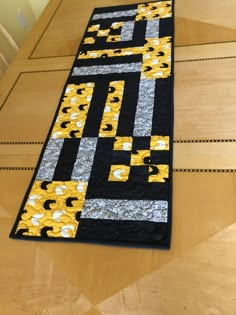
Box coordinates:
[77,218,171,248]
[53,138,80,181]
[152,78,172,135]
[117,73,141,136]
[75,54,142,68]
[87,137,115,190]
[82,80,110,137]
[81,39,145,51]
[132,20,147,46]
[93,4,138,14]
[90,16,136,24]
[159,17,173,38]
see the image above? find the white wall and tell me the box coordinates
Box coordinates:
[28,0,49,19]
[0,0,36,46]
[0,0,48,79]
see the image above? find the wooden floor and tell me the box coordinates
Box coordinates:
[0,0,236,314]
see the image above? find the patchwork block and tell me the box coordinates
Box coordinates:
[10,0,174,248]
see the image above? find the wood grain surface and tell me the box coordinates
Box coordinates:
[0,0,235,314]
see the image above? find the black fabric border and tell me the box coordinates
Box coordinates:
[76,219,171,248]
[167,0,175,249]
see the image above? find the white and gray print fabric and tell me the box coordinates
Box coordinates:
[36,139,64,181]
[81,199,168,223]
[92,9,137,20]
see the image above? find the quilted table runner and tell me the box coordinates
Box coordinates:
[10,0,174,247]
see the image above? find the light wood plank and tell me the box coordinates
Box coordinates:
[176,0,236,29]
[0,70,69,142]
[174,142,236,169]
[0,221,93,314]
[98,223,236,314]
[0,144,43,156]
[175,17,236,46]
[175,58,236,140]
[175,42,236,61]
[0,155,38,167]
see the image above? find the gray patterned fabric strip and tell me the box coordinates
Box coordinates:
[81,199,168,223]
[36,139,64,181]
[133,79,156,136]
[92,9,137,20]
[146,19,160,38]
[72,63,142,76]
[120,21,135,41]
[71,138,98,182]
